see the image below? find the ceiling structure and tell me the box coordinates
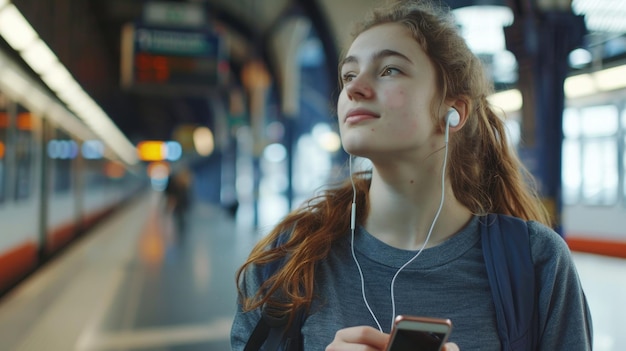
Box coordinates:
[4,0,626,152]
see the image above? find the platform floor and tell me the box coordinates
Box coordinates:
[0,191,623,350]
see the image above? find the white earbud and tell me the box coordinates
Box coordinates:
[444,108,460,143]
[446,108,460,128]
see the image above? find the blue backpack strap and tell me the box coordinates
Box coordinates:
[244,232,304,351]
[481,214,538,351]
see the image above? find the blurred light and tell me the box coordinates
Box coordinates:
[20,39,59,74]
[41,63,77,94]
[47,140,60,159]
[47,140,79,159]
[16,112,31,130]
[488,64,626,112]
[298,38,324,67]
[564,74,597,98]
[488,89,523,113]
[593,65,626,91]
[82,140,105,159]
[193,127,214,156]
[241,60,271,90]
[0,4,37,51]
[318,131,341,152]
[263,143,287,163]
[0,0,8,10]
[0,141,4,159]
[137,141,166,161]
[453,6,514,54]
[68,140,79,159]
[573,0,626,33]
[147,161,170,180]
[569,48,592,68]
[164,141,182,161]
[312,123,342,152]
[104,161,126,179]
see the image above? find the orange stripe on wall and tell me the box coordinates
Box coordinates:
[0,242,38,291]
[566,237,626,259]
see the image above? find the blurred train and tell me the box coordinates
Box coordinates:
[0,50,147,296]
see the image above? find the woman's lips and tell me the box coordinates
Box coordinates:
[345,108,380,124]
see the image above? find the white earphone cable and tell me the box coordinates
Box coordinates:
[388,124,450,330]
[349,119,453,332]
[349,156,383,332]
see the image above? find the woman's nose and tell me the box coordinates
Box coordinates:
[345,74,374,100]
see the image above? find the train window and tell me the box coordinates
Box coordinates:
[49,129,75,193]
[580,105,618,206]
[623,107,626,205]
[14,108,34,201]
[0,94,7,204]
[562,108,581,205]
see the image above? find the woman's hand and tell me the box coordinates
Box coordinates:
[442,342,460,351]
[325,326,460,351]
[325,326,387,351]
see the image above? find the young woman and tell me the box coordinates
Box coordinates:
[231,1,592,350]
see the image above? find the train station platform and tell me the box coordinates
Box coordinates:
[0,190,624,351]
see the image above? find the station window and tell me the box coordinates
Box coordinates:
[580,105,618,205]
[562,108,581,205]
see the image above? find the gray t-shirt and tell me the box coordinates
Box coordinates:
[231,215,592,350]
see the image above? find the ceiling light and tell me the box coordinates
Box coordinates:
[20,39,59,74]
[453,5,514,54]
[0,4,37,51]
[40,63,75,93]
[564,74,597,98]
[572,0,626,33]
[488,89,522,113]
[593,65,626,91]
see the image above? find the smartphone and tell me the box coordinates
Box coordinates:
[385,315,453,351]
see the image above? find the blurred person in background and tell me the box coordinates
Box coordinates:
[165,168,192,239]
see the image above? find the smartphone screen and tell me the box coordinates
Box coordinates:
[386,315,452,351]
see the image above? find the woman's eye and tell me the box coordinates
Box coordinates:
[342,72,356,82]
[382,66,400,76]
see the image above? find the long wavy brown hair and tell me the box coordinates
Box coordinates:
[236,0,550,320]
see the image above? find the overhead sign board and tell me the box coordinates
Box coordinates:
[142,1,207,28]
[121,22,226,95]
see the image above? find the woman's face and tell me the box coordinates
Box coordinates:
[337,23,440,161]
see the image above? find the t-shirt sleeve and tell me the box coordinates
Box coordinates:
[528,221,593,350]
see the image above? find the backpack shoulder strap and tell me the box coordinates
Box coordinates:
[244,233,304,351]
[481,213,538,351]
